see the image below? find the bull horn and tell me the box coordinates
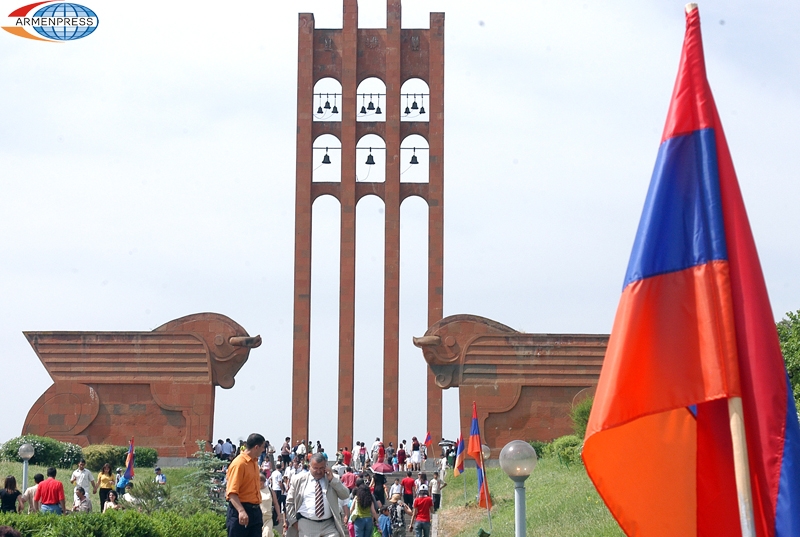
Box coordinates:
[229,335,262,348]
[413,335,441,347]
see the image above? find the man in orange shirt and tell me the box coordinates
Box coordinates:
[226,433,266,537]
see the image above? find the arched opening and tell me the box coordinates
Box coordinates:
[309,195,341,452]
[313,78,342,123]
[398,196,429,445]
[356,134,386,183]
[313,134,342,183]
[400,78,430,122]
[400,134,429,184]
[356,77,386,123]
[353,195,386,443]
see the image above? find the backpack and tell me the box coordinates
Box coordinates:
[389,502,405,528]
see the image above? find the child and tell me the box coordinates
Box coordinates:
[379,505,392,537]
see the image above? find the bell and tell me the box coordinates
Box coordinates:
[375,106,382,114]
[404,106,410,115]
[360,105,367,114]
[324,94,331,109]
[411,99,419,110]
[368,94,375,111]
[365,151,376,165]
[332,105,339,114]
[419,105,426,114]
[322,153,331,164]
[317,106,323,114]
[410,154,419,165]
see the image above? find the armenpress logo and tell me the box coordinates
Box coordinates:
[2,1,98,41]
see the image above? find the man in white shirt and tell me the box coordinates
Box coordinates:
[21,473,44,513]
[214,439,225,459]
[222,438,235,461]
[371,438,381,461]
[271,464,284,515]
[296,440,307,460]
[70,459,96,506]
[154,467,167,484]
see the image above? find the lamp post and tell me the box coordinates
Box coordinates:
[499,440,538,537]
[18,443,35,491]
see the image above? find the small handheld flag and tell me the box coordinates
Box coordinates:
[123,437,135,480]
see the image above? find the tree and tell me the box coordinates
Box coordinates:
[777,310,800,412]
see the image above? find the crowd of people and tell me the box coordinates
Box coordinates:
[0,458,165,515]
[1,433,450,537]
[223,433,449,537]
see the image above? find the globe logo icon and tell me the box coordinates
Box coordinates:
[33,3,98,41]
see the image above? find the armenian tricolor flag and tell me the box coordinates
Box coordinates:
[583,5,800,537]
[123,437,135,480]
[423,431,432,447]
[467,402,491,509]
[453,433,465,477]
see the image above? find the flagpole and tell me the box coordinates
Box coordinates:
[479,445,492,532]
[728,396,755,537]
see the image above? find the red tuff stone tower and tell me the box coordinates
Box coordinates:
[292,0,444,449]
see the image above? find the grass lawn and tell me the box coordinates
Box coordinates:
[439,457,624,537]
[0,461,193,512]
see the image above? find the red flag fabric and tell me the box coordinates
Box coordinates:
[123,437,135,480]
[583,6,800,537]
[453,433,465,477]
[467,401,492,509]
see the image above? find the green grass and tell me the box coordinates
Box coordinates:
[0,462,193,512]
[440,458,623,537]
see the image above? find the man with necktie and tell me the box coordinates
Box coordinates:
[284,453,349,537]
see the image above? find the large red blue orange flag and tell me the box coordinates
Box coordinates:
[467,402,492,509]
[424,431,432,447]
[583,5,800,537]
[453,433,465,477]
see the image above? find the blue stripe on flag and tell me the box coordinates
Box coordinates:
[624,128,727,288]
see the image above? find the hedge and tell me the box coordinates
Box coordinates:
[0,510,225,537]
[82,444,158,472]
[0,435,83,469]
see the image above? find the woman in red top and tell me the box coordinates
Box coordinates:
[397,445,407,471]
[409,484,433,537]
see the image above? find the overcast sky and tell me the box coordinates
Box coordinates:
[2,0,799,453]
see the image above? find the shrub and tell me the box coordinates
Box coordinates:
[528,440,549,459]
[82,444,159,472]
[550,434,583,466]
[0,510,225,537]
[60,441,84,468]
[83,444,127,471]
[0,435,82,469]
[135,447,159,468]
[119,478,172,515]
[570,395,594,439]
[169,440,227,517]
